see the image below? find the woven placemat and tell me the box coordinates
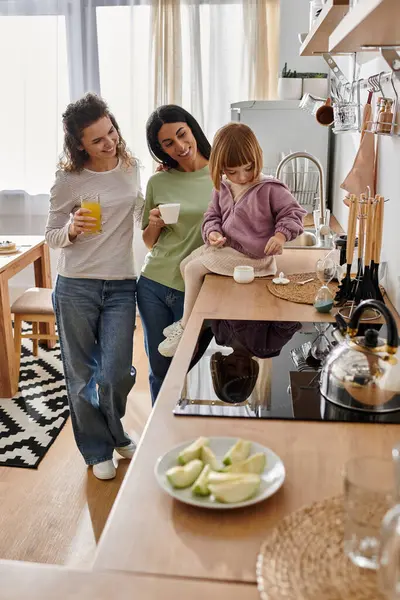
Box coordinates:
[256,495,384,600]
[266,272,339,305]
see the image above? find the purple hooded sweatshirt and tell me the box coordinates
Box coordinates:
[201,177,307,259]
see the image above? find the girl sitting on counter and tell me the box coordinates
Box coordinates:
[158,122,306,358]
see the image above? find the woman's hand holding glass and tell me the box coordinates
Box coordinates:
[208,231,226,248]
[68,208,97,239]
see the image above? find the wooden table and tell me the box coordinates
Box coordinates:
[0,236,54,398]
[93,249,400,583]
[0,561,258,600]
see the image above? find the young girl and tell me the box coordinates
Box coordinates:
[158,122,307,357]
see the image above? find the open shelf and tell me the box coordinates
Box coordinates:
[329,0,400,53]
[300,0,349,56]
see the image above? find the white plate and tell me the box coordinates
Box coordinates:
[154,436,285,510]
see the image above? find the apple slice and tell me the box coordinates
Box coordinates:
[223,452,266,475]
[209,474,261,503]
[177,437,209,465]
[166,459,203,489]
[192,464,212,496]
[200,446,220,471]
[222,439,251,466]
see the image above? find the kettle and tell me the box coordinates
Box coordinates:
[320,299,400,413]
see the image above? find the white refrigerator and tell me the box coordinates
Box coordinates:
[230,100,331,210]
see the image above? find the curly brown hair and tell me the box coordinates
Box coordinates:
[58,93,133,172]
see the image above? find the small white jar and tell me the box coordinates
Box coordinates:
[233,266,255,284]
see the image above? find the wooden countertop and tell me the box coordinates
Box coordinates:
[93,249,400,582]
[0,561,258,600]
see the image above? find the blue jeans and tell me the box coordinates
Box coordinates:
[137,276,184,404]
[53,275,137,465]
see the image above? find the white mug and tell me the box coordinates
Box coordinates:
[159,203,180,224]
[233,266,255,284]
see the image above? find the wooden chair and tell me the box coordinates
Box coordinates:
[11,287,58,384]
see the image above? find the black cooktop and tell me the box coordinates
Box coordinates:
[173,319,400,424]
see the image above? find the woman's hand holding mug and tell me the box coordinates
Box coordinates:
[148,208,166,229]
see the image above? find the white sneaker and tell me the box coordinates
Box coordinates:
[92,460,116,480]
[158,323,184,357]
[163,320,182,338]
[116,441,136,460]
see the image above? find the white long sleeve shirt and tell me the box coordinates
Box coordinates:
[45,159,143,280]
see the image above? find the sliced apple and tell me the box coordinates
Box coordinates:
[177,437,209,465]
[209,474,261,503]
[192,464,212,496]
[223,452,266,475]
[222,439,252,466]
[166,459,203,489]
[200,445,220,471]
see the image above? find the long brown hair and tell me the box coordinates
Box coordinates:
[58,93,133,172]
[209,123,263,190]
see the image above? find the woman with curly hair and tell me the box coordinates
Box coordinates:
[45,93,143,480]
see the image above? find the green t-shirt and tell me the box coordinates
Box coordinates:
[141,166,213,292]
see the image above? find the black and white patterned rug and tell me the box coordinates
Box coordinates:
[0,328,69,469]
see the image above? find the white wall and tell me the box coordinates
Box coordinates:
[279,0,329,74]
[331,55,400,313]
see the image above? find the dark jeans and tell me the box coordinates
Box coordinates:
[137,275,184,404]
[53,275,137,464]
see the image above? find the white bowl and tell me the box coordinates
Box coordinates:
[233,266,255,284]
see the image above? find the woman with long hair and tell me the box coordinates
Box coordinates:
[45,93,143,480]
[137,105,213,404]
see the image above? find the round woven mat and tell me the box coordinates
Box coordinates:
[266,272,339,305]
[256,495,384,600]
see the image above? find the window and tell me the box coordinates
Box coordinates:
[0,13,69,194]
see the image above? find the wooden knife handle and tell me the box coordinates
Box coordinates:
[358,195,366,260]
[346,195,359,265]
[364,198,374,267]
[375,195,384,263]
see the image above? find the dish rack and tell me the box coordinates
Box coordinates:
[264,166,320,211]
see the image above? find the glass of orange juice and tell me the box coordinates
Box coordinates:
[80,194,102,234]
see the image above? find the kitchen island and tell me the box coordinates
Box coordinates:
[93,249,400,583]
[1,247,399,597]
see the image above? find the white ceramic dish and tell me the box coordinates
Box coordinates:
[233,265,255,284]
[154,436,285,510]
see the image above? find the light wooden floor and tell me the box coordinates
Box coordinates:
[0,320,152,567]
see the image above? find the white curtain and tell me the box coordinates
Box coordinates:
[0,0,279,195]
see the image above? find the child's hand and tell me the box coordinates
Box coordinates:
[264,233,286,256]
[208,231,226,248]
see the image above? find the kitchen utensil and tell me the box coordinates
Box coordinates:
[371,195,384,302]
[335,195,358,305]
[344,456,393,569]
[320,299,400,412]
[353,195,367,303]
[359,197,377,301]
[154,437,285,510]
[296,277,314,286]
[316,97,334,126]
